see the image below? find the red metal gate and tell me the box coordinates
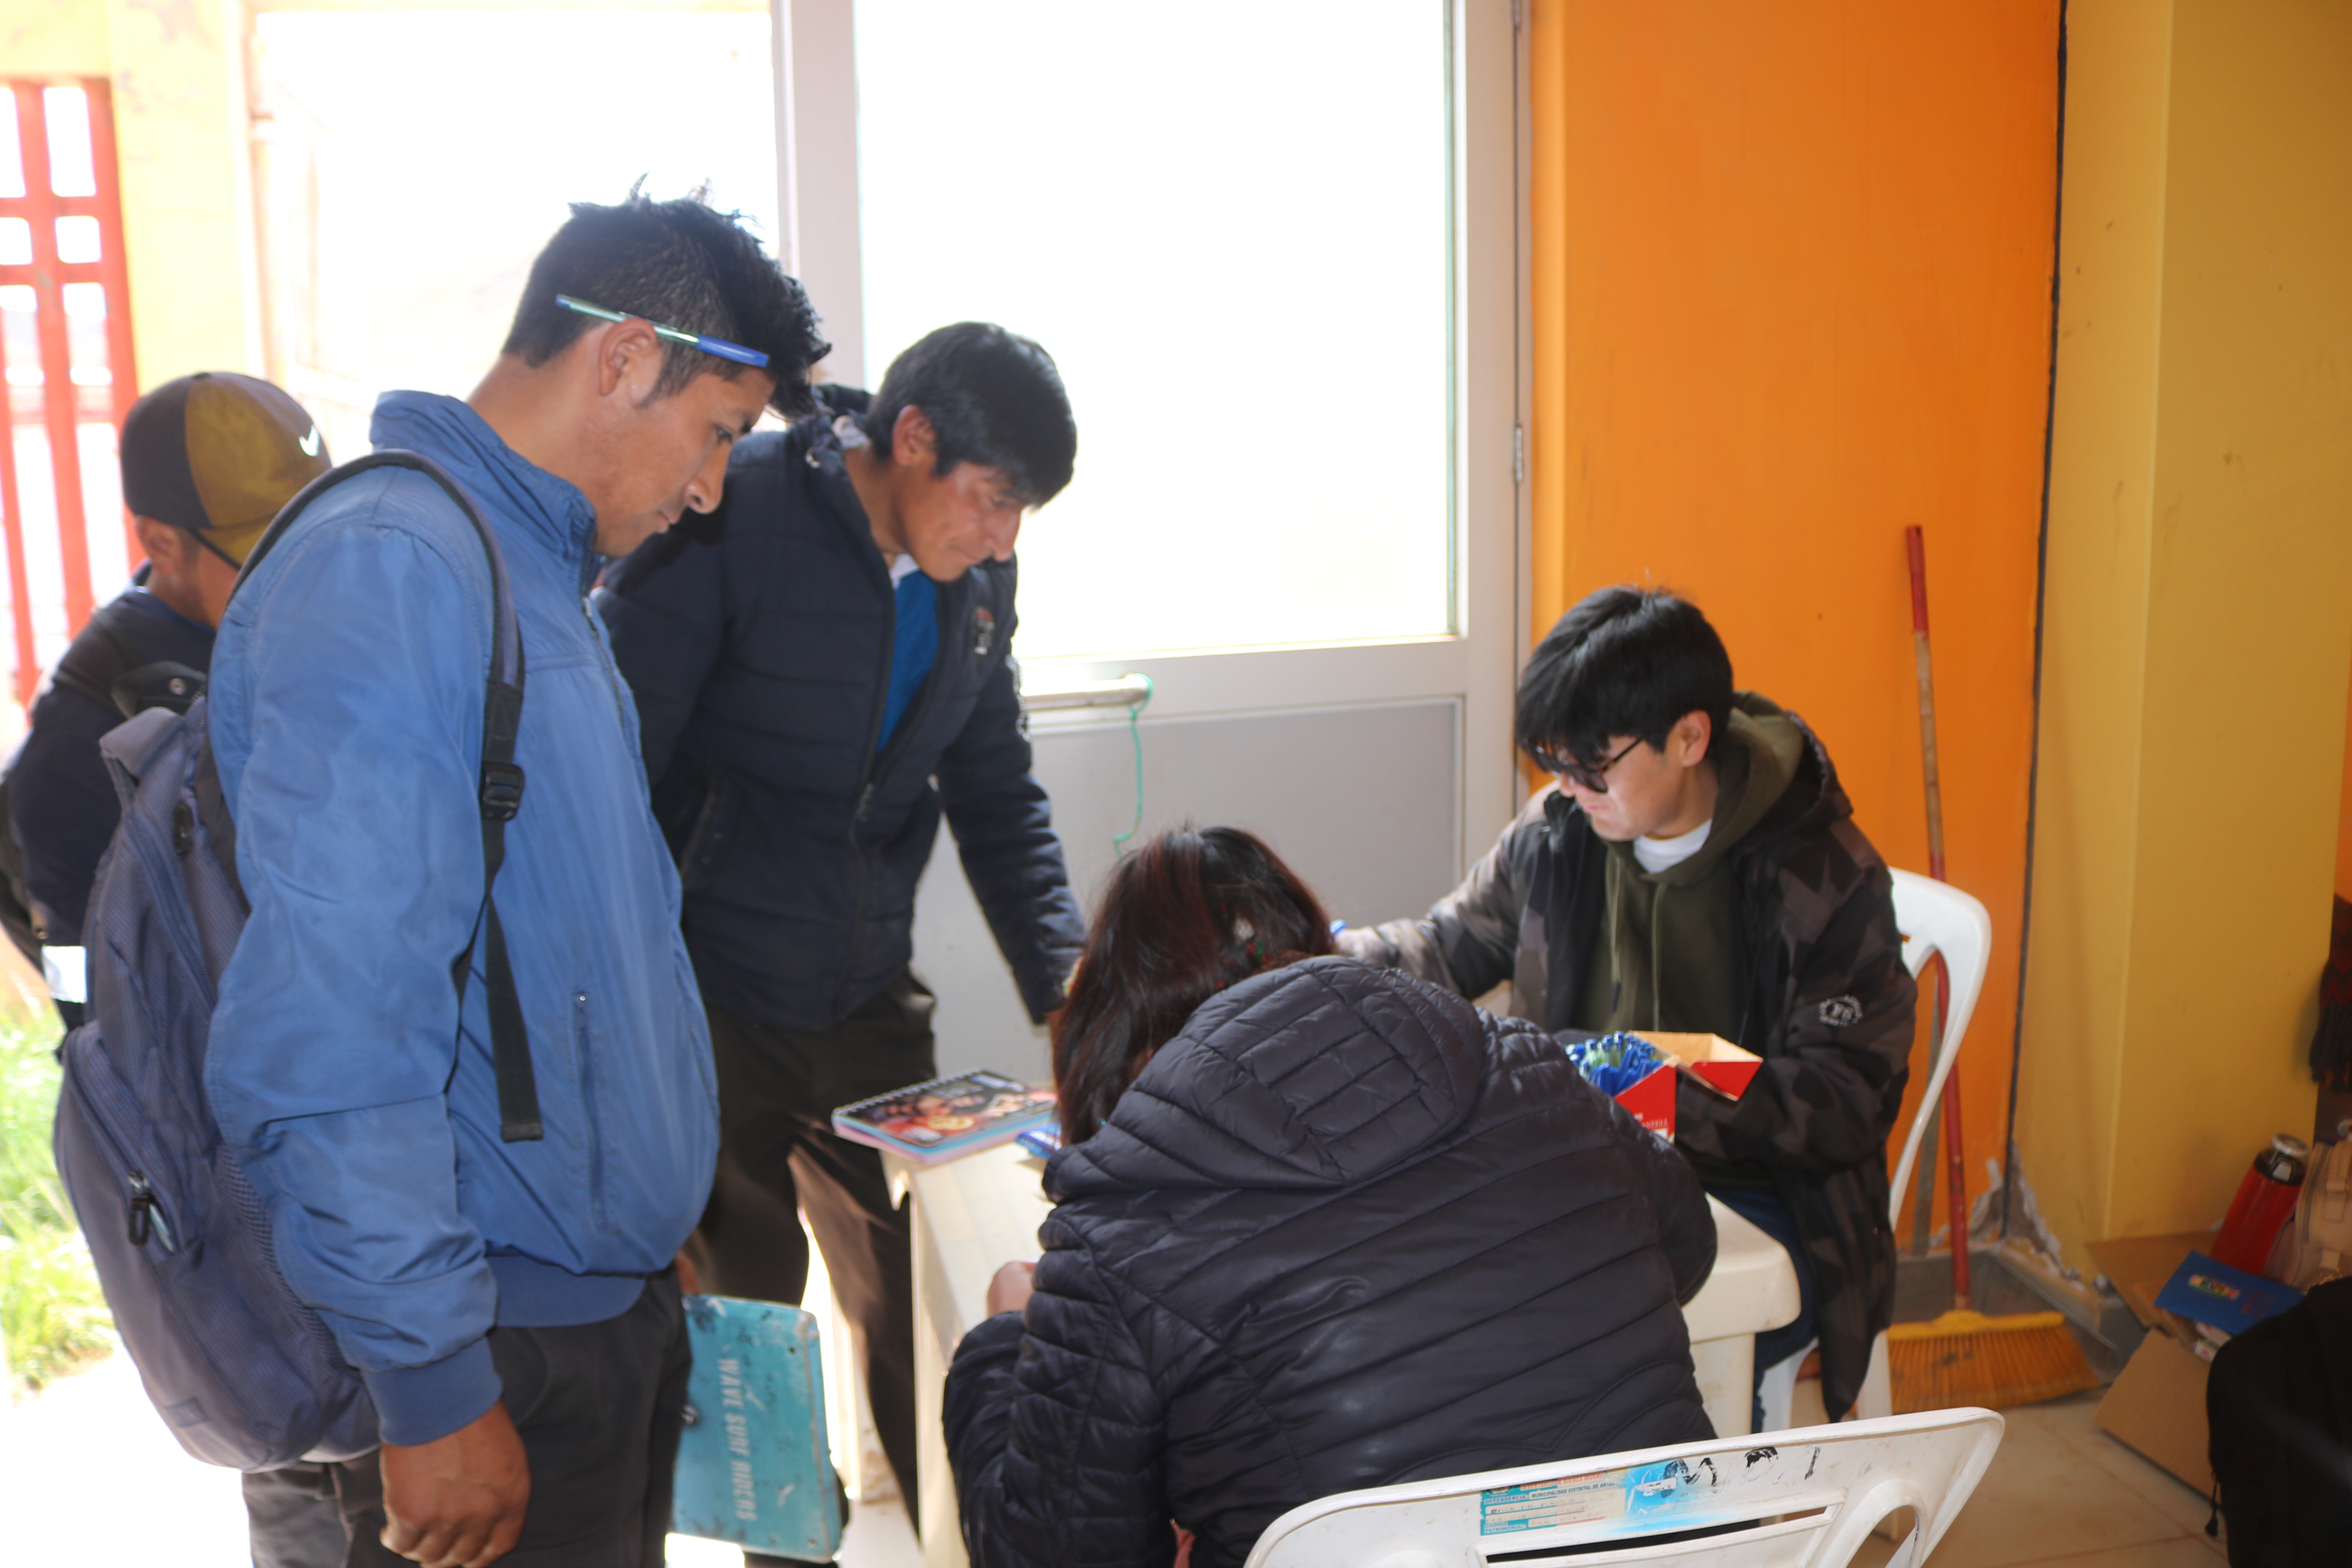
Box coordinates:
[0,78,138,714]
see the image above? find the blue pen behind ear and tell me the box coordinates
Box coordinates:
[555,294,770,369]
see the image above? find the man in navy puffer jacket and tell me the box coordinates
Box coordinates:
[209,194,826,1568]
[944,958,1717,1568]
[598,324,1085,1515]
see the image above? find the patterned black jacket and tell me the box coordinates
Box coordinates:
[945,958,1717,1568]
[596,396,1083,1032]
[1340,697,1915,1417]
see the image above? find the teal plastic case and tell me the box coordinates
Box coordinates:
[673,1294,844,1559]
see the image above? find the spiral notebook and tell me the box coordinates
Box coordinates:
[831,1069,1058,1165]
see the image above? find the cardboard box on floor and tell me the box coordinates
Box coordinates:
[2085,1228,2220,1494]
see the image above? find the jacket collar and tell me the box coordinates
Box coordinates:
[791,412,985,618]
[369,391,598,569]
[1726,701,1843,853]
[788,413,887,579]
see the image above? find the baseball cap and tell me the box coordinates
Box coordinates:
[119,372,332,566]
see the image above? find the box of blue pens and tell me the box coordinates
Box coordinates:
[1561,1031,1761,1138]
[673,1294,842,1561]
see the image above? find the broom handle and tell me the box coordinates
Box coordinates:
[1906,528,1947,883]
[1936,971,1966,1309]
[1907,527,1971,1312]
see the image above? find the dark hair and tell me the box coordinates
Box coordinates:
[1514,586,1734,770]
[861,323,1076,506]
[1052,827,1334,1145]
[501,188,829,417]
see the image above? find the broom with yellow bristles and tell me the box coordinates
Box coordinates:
[1887,527,2097,1413]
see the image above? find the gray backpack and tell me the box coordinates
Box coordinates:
[49,451,538,1467]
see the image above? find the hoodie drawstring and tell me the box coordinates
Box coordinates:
[1607,858,1624,1019]
[1651,884,1668,1031]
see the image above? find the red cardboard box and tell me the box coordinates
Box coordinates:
[1608,1033,1764,1138]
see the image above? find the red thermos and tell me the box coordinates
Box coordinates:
[2212,1134,2310,1274]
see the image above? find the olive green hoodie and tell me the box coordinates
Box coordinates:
[1572,695,1808,1042]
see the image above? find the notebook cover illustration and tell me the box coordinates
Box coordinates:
[831,1070,1058,1165]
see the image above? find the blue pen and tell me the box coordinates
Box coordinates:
[555,294,769,368]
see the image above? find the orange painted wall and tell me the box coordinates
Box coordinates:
[1528,0,2062,1242]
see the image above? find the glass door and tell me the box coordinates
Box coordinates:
[776,0,1527,1069]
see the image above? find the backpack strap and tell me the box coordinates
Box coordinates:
[109,661,206,719]
[240,450,543,1143]
[96,706,185,810]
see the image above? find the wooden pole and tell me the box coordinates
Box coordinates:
[1907,524,1970,1310]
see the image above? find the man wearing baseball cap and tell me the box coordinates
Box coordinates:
[118,368,333,566]
[2,370,341,1565]
[8,371,332,1018]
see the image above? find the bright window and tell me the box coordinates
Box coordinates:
[252,12,778,462]
[852,0,1453,659]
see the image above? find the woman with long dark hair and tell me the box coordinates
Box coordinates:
[944,827,1717,1568]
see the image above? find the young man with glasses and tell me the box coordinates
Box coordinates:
[1338,585,1915,1426]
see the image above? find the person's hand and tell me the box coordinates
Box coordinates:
[985,1259,1037,1317]
[379,1400,530,1567]
[675,1249,701,1296]
[1173,1523,1196,1568]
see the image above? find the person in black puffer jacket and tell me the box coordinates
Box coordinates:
[944,828,1717,1568]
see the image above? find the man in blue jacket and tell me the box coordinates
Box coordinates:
[207,193,826,1568]
[597,323,1084,1520]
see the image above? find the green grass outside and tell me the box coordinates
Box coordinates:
[0,1004,114,1396]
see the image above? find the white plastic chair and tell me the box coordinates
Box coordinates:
[1756,869,1993,1429]
[1243,1407,2004,1568]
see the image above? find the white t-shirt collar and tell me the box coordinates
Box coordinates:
[1633,818,1712,875]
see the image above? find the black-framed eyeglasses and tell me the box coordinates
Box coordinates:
[1534,735,1642,793]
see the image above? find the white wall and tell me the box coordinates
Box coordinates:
[913,699,1465,1083]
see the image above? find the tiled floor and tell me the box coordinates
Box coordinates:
[0,1350,922,1567]
[4,1352,2218,1567]
[668,1494,921,1567]
[1854,1392,2224,1568]
[0,1352,250,1565]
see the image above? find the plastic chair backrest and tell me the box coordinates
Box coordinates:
[1884,868,1994,1232]
[1242,1407,2004,1568]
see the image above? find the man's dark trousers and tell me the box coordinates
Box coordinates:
[684,973,933,1524]
[243,1465,348,1567]
[329,1272,690,1568]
